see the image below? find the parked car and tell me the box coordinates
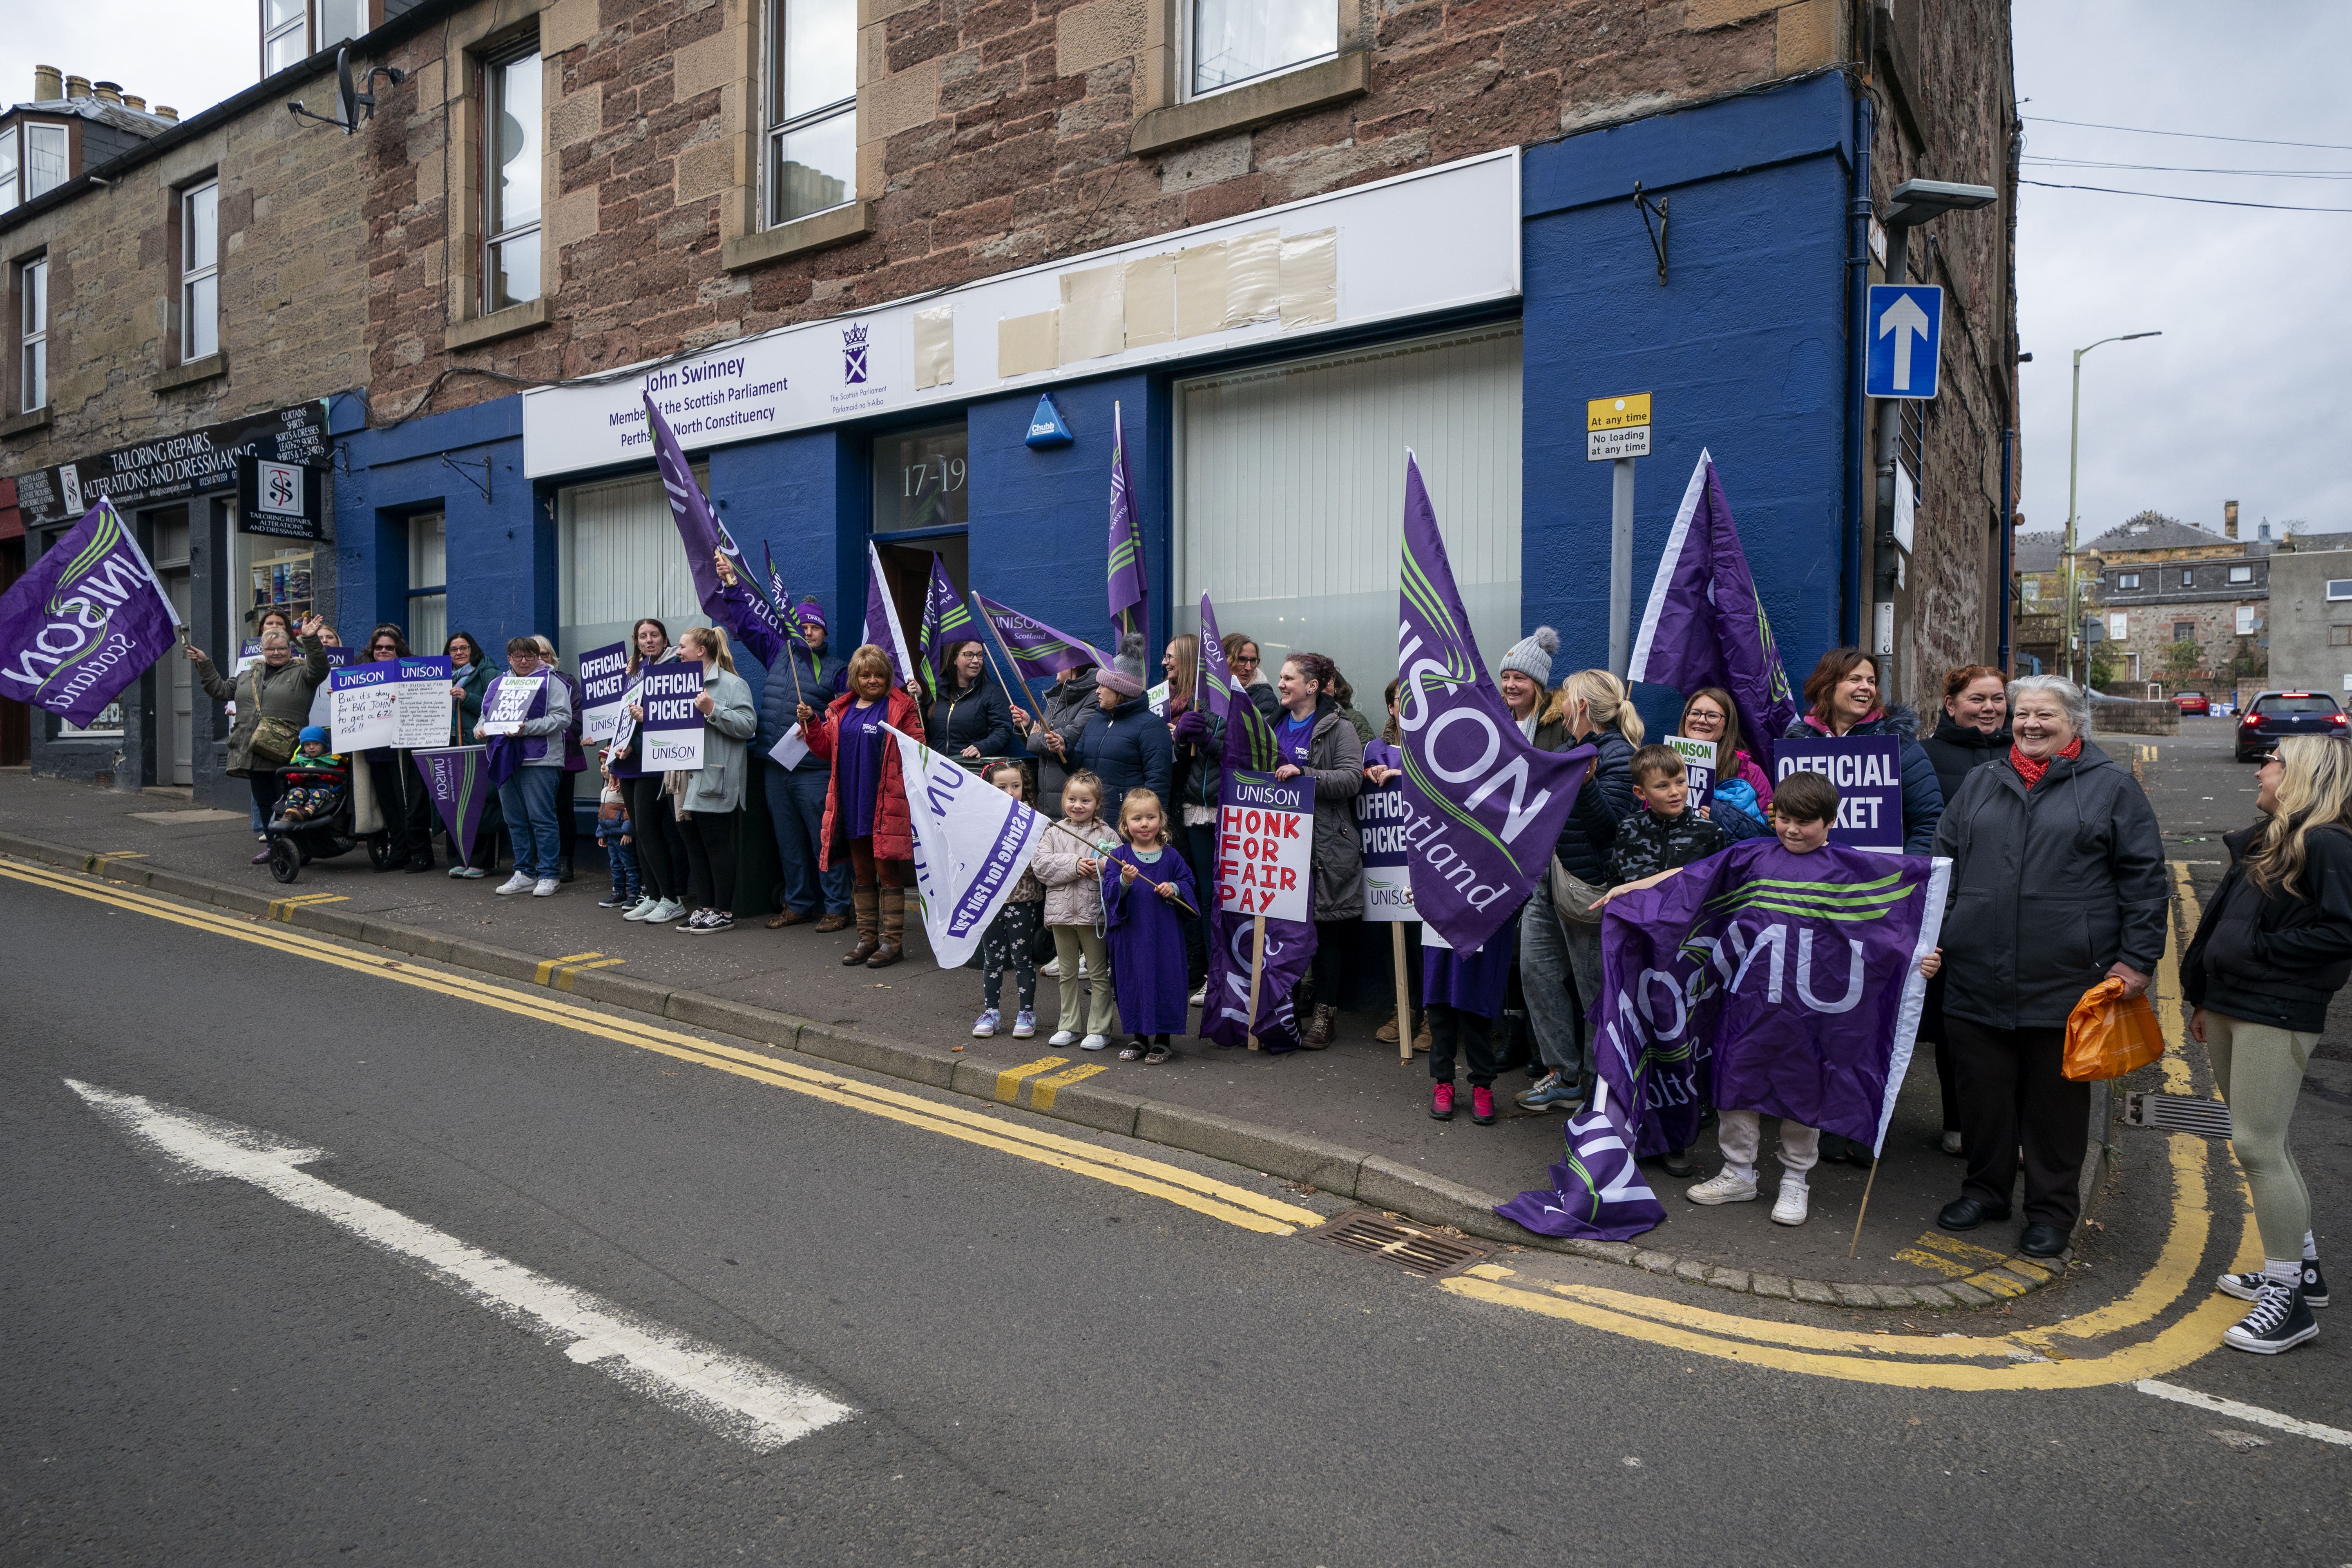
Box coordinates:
[2173,691,2210,716]
[2235,690,2348,762]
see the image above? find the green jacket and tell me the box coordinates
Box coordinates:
[195,635,330,776]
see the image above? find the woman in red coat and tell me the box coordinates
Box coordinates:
[800,644,923,968]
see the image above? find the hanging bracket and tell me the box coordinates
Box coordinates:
[1633,181,1669,285]
[439,451,491,504]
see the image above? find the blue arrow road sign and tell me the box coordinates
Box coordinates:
[1865,284,1943,400]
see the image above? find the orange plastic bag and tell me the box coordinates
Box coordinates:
[2062,976,2164,1082]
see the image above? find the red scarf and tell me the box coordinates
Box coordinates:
[2009,735,2082,791]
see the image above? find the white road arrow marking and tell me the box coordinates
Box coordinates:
[66,1079,852,1453]
[1877,291,1933,391]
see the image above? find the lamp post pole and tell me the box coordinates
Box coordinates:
[2064,331,2161,683]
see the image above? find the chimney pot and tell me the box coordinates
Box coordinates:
[154,105,178,121]
[2225,499,2239,541]
[122,94,145,112]
[34,65,63,101]
[65,74,91,99]
[92,80,123,105]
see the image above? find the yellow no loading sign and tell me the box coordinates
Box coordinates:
[1587,393,1651,459]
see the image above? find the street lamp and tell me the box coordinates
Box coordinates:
[2063,331,2163,683]
[1871,180,1999,659]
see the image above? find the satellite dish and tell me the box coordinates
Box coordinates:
[288,47,404,135]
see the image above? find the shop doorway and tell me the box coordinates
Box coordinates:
[152,507,194,786]
[0,534,25,766]
[871,535,969,675]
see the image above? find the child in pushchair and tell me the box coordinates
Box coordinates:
[272,727,349,827]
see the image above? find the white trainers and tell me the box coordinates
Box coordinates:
[532,878,559,897]
[1188,984,1207,1006]
[1079,1033,1109,1052]
[1685,1170,1759,1205]
[495,872,534,896]
[1940,1130,1963,1156]
[1048,1030,1078,1048]
[1041,957,1062,978]
[1771,1180,1811,1226]
[645,898,685,924]
[622,896,659,921]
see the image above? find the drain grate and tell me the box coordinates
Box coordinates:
[2124,1092,2234,1140]
[1311,1209,1488,1278]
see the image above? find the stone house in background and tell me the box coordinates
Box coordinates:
[6,0,2023,818]
[2086,506,2269,695]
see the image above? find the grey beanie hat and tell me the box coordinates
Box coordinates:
[1098,633,1149,697]
[1500,625,1560,687]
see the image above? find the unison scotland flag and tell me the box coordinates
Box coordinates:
[887,725,1045,969]
[412,745,491,868]
[972,593,1111,683]
[1626,451,1797,758]
[0,498,181,728]
[862,542,918,688]
[917,554,972,699]
[1396,453,1593,954]
[1197,592,1232,726]
[1107,402,1146,640]
[647,393,789,660]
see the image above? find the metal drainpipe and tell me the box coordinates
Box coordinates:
[1843,87,1875,649]
[1998,424,2015,673]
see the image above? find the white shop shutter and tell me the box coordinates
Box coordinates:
[1175,324,1521,706]
[557,467,709,668]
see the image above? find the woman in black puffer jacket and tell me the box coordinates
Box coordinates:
[924,639,1021,766]
[2181,734,2352,1356]
[1916,662,2013,1156]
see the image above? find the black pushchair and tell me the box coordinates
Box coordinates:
[262,752,402,884]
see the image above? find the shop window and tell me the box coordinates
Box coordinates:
[407,512,448,654]
[1189,0,1337,96]
[182,181,220,362]
[765,0,855,227]
[482,45,543,311]
[58,699,124,738]
[18,257,45,413]
[558,469,707,665]
[872,420,968,535]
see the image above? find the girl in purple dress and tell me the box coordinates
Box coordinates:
[1101,787,1197,1064]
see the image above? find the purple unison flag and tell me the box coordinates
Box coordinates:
[1196,592,1232,727]
[1626,451,1798,759]
[1106,402,1146,641]
[412,745,491,867]
[862,542,918,688]
[972,592,1111,684]
[0,498,181,728]
[1396,452,1593,954]
[1199,675,1312,1051]
[917,554,973,699]
[646,393,789,664]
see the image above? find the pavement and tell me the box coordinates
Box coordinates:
[0,719,2323,1309]
[4,772,2350,1564]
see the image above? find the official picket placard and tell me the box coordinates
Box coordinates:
[1771,735,1904,852]
[1665,734,1717,801]
[1215,770,1311,922]
[476,673,545,737]
[1355,777,1415,922]
[639,664,707,770]
[576,640,630,743]
[327,656,454,751]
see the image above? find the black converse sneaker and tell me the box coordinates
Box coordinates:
[2222,1281,2319,1355]
[2217,1262,2330,1308]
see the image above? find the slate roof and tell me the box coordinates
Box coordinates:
[2012,530,2064,573]
[4,95,176,136]
[2084,511,2231,554]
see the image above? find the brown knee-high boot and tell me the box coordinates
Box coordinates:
[869,886,906,968]
[841,886,880,965]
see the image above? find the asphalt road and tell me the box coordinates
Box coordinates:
[4,717,2349,1564]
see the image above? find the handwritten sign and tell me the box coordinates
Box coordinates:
[1214,769,1311,921]
[328,656,455,750]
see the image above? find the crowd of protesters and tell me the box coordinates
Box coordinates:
[185,579,2334,1357]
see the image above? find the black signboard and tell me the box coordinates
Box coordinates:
[14,400,332,529]
[234,453,326,540]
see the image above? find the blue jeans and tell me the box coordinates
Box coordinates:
[1518,876,1600,1079]
[765,761,851,915]
[497,766,563,880]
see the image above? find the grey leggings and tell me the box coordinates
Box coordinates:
[2204,1010,2318,1261]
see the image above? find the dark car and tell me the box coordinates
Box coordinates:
[2235,690,2348,762]
[2173,691,2210,716]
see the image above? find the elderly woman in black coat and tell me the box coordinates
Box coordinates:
[1931,675,2167,1259]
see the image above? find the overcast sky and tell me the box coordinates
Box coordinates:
[7,4,2345,544]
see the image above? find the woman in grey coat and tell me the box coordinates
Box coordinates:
[188,618,332,864]
[672,624,761,934]
[1271,652,1365,1048]
[1930,675,2167,1259]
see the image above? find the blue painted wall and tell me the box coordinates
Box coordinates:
[1519,73,1854,736]
[707,426,857,688]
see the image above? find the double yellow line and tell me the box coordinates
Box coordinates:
[0,856,1320,1237]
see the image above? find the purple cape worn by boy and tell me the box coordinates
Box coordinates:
[1101,844,1197,1035]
